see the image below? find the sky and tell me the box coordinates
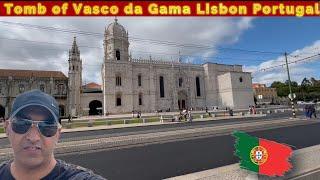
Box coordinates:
[0,17,319,86]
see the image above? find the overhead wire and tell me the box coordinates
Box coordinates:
[0,20,284,55]
[0,20,319,71]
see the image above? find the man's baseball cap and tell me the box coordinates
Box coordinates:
[9,89,60,123]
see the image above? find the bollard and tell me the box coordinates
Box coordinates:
[200,115,204,119]
[106,120,111,126]
[160,115,163,123]
[212,113,216,117]
[281,109,285,113]
[66,123,72,129]
[88,119,93,127]
[274,109,278,113]
[259,111,263,115]
[267,110,271,114]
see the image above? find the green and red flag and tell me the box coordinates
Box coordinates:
[233,131,293,177]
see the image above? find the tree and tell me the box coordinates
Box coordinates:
[310,77,320,87]
[300,78,311,101]
[270,81,285,88]
[285,80,298,87]
[270,81,289,97]
[301,78,312,87]
[269,78,320,100]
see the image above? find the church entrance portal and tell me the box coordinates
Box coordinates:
[0,104,5,120]
[178,91,188,110]
[59,105,65,117]
[89,100,102,115]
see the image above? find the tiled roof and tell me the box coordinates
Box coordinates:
[83,82,101,89]
[0,69,67,79]
[252,83,266,88]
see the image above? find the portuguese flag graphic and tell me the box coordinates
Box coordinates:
[233,131,293,176]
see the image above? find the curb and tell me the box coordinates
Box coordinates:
[0,114,267,139]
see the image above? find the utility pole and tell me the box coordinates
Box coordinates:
[285,52,296,118]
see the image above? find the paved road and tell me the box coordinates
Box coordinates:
[58,119,319,180]
[0,112,301,147]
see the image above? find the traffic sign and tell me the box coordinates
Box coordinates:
[288,93,296,100]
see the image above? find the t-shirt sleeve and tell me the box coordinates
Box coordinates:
[69,170,107,180]
[0,161,14,180]
[46,160,107,180]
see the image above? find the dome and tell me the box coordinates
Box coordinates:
[105,18,127,38]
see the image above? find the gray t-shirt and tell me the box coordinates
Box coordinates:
[0,159,106,180]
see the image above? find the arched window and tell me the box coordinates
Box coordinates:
[116,75,122,86]
[178,77,183,87]
[59,105,65,117]
[160,76,165,98]
[196,76,201,97]
[138,74,142,87]
[116,93,122,106]
[57,84,64,94]
[239,77,243,83]
[139,93,143,105]
[116,50,120,60]
[40,84,45,92]
[19,84,25,93]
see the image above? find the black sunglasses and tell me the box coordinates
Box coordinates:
[10,117,60,137]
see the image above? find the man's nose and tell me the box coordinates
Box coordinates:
[25,124,41,142]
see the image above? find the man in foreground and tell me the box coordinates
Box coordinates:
[0,89,105,179]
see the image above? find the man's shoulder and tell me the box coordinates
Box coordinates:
[0,160,13,179]
[55,159,106,180]
[0,160,10,170]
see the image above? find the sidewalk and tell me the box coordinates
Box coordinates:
[63,106,289,122]
[0,114,266,139]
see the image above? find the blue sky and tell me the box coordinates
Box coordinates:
[0,17,319,86]
[232,18,319,54]
[212,18,320,85]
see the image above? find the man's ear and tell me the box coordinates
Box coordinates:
[56,128,61,139]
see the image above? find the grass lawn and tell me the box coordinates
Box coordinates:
[0,127,4,134]
[63,119,125,129]
[61,116,161,123]
[61,116,163,129]
[147,117,160,123]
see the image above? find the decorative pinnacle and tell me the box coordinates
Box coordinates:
[71,36,79,54]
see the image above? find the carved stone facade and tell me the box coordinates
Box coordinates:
[68,37,82,117]
[0,19,255,118]
[101,19,254,115]
[0,70,68,118]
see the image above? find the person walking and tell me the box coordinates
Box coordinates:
[304,104,310,118]
[311,104,317,118]
[187,109,193,123]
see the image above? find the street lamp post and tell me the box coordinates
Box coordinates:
[284,52,296,118]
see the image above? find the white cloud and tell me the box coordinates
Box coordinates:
[0,17,254,84]
[245,40,320,86]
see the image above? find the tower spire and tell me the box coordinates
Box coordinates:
[71,36,79,54]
